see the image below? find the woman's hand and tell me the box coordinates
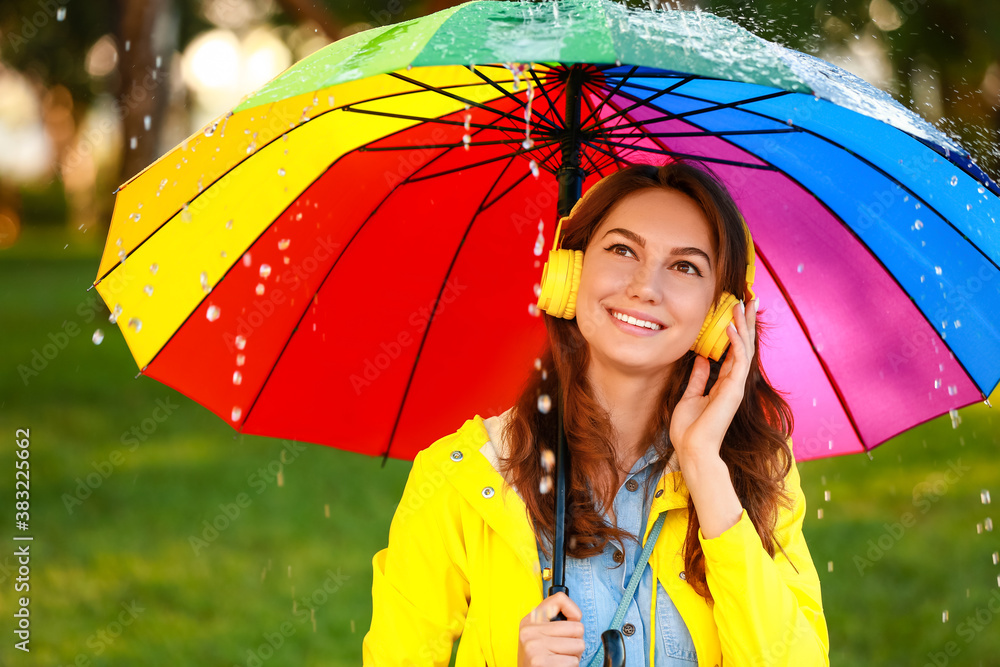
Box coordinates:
[518,592,585,666]
[670,297,758,465]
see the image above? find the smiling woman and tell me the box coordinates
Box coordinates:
[364,161,829,666]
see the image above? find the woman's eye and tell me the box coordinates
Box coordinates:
[674,262,703,276]
[605,243,635,258]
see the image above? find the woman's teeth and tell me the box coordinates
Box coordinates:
[612,310,662,330]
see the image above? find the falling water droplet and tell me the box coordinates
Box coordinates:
[533,283,542,298]
[255,283,265,296]
[827,561,833,572]
[948,385,958,396]
[130,137,137,150]
[982,490,992,504]
[797,263,804,273]
[149,263,158,275]
[986,518,994,532]
[278,168,286,177]
[242,253,252,267]
[522,137,534,150]
[541,448,555,472]
[236,354,245,366]
[235,335,246,350]
[92,329,104,345]
[56,6,66,20]
[534,230,545,256]
[143,115,151,131]
[143,285,154,296]
[824,490,831,501]
[950,175,958,186]
[935,266,943,276]
[534,358,542,371]
[259,264,272,279]
[528,303,540,317]
[942,610,949,622]
[914,219,924,230]
[278,239,291,250]
[537,394,552,414]
[206,305,221,322]
[992,551,999,565]
[127,317,142,332]
[231,406,242,422]
[949,409,961,429]
[539,475,553,494]
[181,203,192,222]
[529,160,539,178]
[934,379,942,389]
[233,371,243,386]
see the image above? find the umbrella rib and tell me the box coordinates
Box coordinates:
[577,65,639,129]
[381,153,523,462]
[580,71,694,130]
[340,105,521,134]
[468,66,563,134]
[590,139,776,170]
[387,71,556,134]
[600,128,798,139]
[751,245,869,453]
[406,140,561,183]
[577,90,627,173]
[528,68,566,128]
[480,168,535,213]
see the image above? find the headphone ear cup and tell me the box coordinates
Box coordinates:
[536,249,584,319]
[691,292,739,361]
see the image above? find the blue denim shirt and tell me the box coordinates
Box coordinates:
[536,445,698,666]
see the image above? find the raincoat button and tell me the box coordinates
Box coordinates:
[654,489,663,498]
[482,486,495,498]
[622,623,635,636]
[542,567,552,581]
[679,571,687,580]
[450,450,463,462]
[625,479,638,492]
[613,549,624,564]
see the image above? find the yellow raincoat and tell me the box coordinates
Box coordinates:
[363,415,829,666]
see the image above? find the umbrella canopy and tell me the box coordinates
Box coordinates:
[94,0,1000,462]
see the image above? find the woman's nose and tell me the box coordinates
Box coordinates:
[624,264,661,303]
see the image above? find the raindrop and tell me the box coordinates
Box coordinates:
[204,123,217,137]
[534,358,542,371]
[92,330,104,345]
[206,305,221,322]
[522,137,534,150]
[533,283,541,298]
[967,204,972,211]
[127,317,142,332]
[948,385,958,396]
[950,175,958,186]
[255,283,265,296]
[225,219,233,230]
[125,40,130,51]
[949,409,961,428]
[824,490,831,501]
[130,136,137,150]
[462,134,471,151]
[56,6,66,20]
[278,239,290,250]
[200,271,209,292]
[540,448,555,472]
[914,219,924,230]
[982,490,992,505]
[528,303,540,317]
[181,203,192,222]
[817,508,824,519]
[539,475,553,494]
[109,304,122,324]
[143,115,151,131]
[797,263,804,273]
[236,354,246,366]
[537,394,552,414]
[534,230,545,256]
[149,263,158,275]
[278,168,286,177]
[934,379,942,389]
[235,336,246,350]
[231,406,242,422]
[529,160,539,179]
[155,55,162,68]
[143,285,154,296]
[233,371,243,386]
[942,610,949,623]
[986,518,994,532]
[259,264,272,279]
[827,561,833,572]
[243,253,252,267]
[934,266,943,276]
[464,114,471,131]
[118,249,127,263]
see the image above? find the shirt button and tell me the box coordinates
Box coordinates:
[654,489,664,498]
[625,478,638,492]
[622,623,635,636]
[482,486,494,498]
[450,450,463,462]
[679,571,687,580]
[613,549,624,564]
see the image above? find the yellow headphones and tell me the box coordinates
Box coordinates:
[535,177,757,362]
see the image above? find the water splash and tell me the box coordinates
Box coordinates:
[92,330,104,345]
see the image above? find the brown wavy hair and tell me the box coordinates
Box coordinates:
[498,160,795,600]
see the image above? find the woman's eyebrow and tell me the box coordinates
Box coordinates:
[602,228,712,266]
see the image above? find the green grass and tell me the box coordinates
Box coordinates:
[2,228,999,666]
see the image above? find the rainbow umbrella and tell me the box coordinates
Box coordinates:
[93,0,1000,462]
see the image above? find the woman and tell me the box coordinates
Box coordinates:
[364,161,829,666]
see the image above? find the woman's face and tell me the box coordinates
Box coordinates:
[574,187,718,378]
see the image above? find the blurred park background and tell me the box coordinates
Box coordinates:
[1,0,999,664]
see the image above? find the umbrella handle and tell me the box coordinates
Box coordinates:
[600,629,626,667]
[548,413,570,620]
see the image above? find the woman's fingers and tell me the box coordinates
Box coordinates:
[519,593,586,666]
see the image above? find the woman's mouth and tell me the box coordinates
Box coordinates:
[606,308,665,336]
